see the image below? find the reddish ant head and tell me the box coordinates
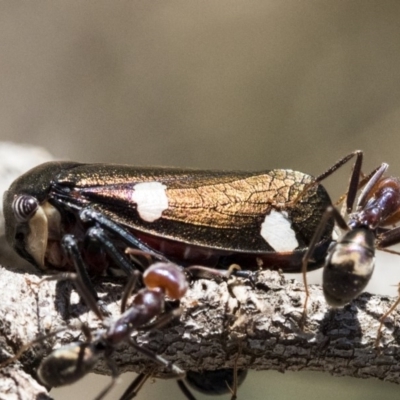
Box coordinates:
[143,262,188,300]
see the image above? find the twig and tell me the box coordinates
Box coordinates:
[0,265,399,399]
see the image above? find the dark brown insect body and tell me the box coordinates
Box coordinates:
[37,261,188,397]
[3,161,334,277]
[300,155,400,308]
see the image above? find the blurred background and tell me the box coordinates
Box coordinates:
[1,1,400,399]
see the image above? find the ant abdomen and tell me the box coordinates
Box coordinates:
[38,342,99,387]
[322,229,375,307]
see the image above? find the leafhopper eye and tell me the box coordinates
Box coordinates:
[12,195,39,222]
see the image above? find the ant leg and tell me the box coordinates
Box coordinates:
[301,206,348,321]
[293,150,363,211]
[93,358,120,400]
[334,165,381,211]
[118,310,186,399]
[185,264,240,282]
[139,308,182,331]
[356,163,389,211]
[120,270,141,313]
[125,248,154,270]
[176,380,198,400]
[376,225,400,249]
[119,373,151,400]
[0,327,68,368]
[80,323,93,341]
[225,350,241,400]
[128,338,185,378]
[375,284,400,348]
[79,208,169,262]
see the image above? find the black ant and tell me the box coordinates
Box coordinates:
[301,151,400,343]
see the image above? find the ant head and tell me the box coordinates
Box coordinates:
[143,262,188,300]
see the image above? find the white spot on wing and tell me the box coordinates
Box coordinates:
[131,182,168,222]
[260,210,298,252]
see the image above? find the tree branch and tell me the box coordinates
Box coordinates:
[0,263,399,399]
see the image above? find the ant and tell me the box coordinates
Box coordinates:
[2,260,189,400]
[300,151,400,344]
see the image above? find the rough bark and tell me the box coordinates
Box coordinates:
[0,264,399,400]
